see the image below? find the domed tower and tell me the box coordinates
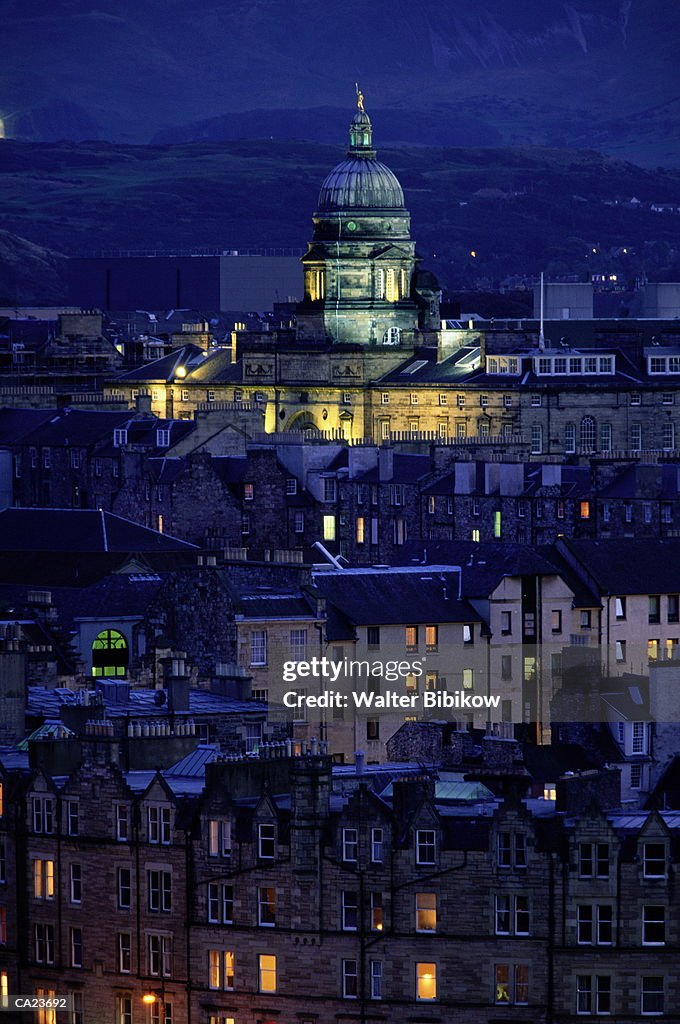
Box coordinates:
[297,90,427,346]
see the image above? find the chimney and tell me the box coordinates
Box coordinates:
[499,462,525,495]
[454,461,476,494]
[135,392,152,415]
[354,750,365,775]
[556,768,621,816]
[541,464,562,488]
[164,652,190,713]
[378,445,394,482]
[391,775,435,822]
[290,753,332,869]
[484,463,500,494]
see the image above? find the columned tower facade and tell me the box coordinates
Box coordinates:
[297,95,434,346]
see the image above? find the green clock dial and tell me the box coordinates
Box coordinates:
[346,220,358,232]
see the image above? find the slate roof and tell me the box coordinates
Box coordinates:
[353,453,430,484]
[19,408,133,447]
[599,464,680,500]
[392,543,565,598]
[114,344,205,382]
[562,538,680,594]
[27,685,267,720]
[315,569,481,631]
[232,590,316,620]
[0,509,197,554]
[0,408,56,444]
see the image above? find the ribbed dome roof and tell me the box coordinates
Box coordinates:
[317,99,406,212]
[318,158,405,211]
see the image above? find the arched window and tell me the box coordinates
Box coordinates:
[565,422,576,453]
[580,416,597,452]
[385,269,398,302]
[383,327,400,346]
[92,629,128,678]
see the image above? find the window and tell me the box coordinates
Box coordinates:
[208,819,231,857]
[66,800,79,835]
[425,625,438,651]
[118,932,131,973]
[69,863,82,904]
[0,908,5,944]
[70,991,84,1024]
[285,477,298,496]
[367,625,380,648]
[290,628,307,662]
[551,610,562,634]
[405,625,418,651]
[113,428,128,447]
[631,392,642,405]
[34,923,55,964]
[642,905,665,945]
[259,953,277,993]
[148,934,172,977]
[381,392,389,405]
[33,796,54,834]
[600,422,612,451]
[251,630,267,666]
[207,882,233,923]
[370,891,383,931]
[370,960,383,1000]
[371,827,384,863]
[416,963,437,1001]
[462,668,473,690]
[294,510,304,533]
[416,829,436,865]
[156,429,170,448]
[531,394,542,407]
[323,514,336,541]
[416,892,437,932]
[580,501,591,520]
[576,975,611,1015]
[148,806,171,844]
[241,513,250,535]
[631,422,642,450]
[662,392,674,405]
[480,395,489,408]
[530,423,543,454]
[501,655,512,680]
[631,764,642,789]
[258,887,276,927]
[463,623,474,645]
[342,890,358,930]
[342,827,358,862]
[117,867,131,909]
[258,823,276,859]
[615,640,626,662]
[641,976,664,1015]
[117,995,132,1024]
[632,721,646,753]
[33,859,55,899]
[580,416,597,452]
[580,610,592,629]
[243,482,254,501]
[209,950,235,991]
[501,611,512,636]
[579,842,609,878]
[342,959,358,999]
[614,597,626,620]
[577,904,613,945]
[497,832,526,868]
[648,639,659,661]
[70,926,83,968]
[495,964,529,1005]
[410,392,419,405]
[649,595,661,623]
[564,422,576,453]
[356,516,365,543]
[662,503,673,524]
[148,870,172,912]
[643,843,666,879]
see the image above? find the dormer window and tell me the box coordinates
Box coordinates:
[113,428,128,447]
[416,829,436,865]
[156,429,170,447]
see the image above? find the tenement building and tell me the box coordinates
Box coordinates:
[0,743,678,1023]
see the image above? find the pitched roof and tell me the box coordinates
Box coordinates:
[563,538,680,594]
[0,509,196,553]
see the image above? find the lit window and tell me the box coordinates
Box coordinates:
[258,954,277,993]
[416,893,437,932]
[425,625,438,650]
[323,514,336,541]
[405,625,418,651]
[495,964,529,1005]
[356,516,365,543]
[208,819,231,857]
[258,887,276,927]
[33,859,55,900]
[416,962,437,1001]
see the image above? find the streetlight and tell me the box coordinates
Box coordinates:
[141,989,165,1021]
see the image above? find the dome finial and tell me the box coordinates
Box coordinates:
[355,82,365,112]
[348,85,374,157]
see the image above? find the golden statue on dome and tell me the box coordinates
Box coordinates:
[355,82,365,112]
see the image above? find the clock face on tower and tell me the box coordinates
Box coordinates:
[345,220,358,232]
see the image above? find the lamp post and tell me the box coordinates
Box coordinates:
[141,988,165,1022]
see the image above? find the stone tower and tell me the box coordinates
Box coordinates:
[296,93,437,346]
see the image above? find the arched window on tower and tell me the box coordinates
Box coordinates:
[580,416,597,452]
[375,269,385,300]
[307,268,325,302]
[386,269,398,302]
[91,629,129,678]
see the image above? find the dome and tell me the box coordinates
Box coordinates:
[318,158,405,211]
[317,96,406,212]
